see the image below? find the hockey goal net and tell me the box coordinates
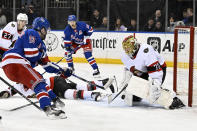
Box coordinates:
[174,26,197,107]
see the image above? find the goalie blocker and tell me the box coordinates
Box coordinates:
[122,74,185,109]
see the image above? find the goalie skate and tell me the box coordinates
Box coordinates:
[169,97,185,109]
[44,106,67,119]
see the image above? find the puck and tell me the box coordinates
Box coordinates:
[121,95,125,99]
[0,116,2,119]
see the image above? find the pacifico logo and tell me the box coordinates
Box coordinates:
[44,33,59,52]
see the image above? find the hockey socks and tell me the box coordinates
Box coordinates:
[84,52,98,70]
[64,89,93,100]
[34,82,57,109]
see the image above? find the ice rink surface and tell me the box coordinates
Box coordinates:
[0,63,197,131]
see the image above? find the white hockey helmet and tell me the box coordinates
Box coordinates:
[17,13,28,24]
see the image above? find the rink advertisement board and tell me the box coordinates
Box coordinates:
[44,31,187,67]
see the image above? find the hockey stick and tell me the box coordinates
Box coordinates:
[108,83,128,104]
[113,75,119,92]
[11,78,82,111]
[72,74,105,90]
[9,101,39,111]
[0,77,41,111]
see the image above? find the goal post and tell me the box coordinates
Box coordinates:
[173,26,196,107]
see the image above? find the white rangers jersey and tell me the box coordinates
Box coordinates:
[121,44,165,83]
[0,22,26,51]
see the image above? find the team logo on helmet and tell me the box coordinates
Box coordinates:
[68,15,77,21]
[44,33,58,52]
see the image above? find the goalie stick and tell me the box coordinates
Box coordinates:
[108,84,128,104]
[0,77,41,111]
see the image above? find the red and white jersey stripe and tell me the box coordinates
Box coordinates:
[0,53,30,68]
[24,48,39,57]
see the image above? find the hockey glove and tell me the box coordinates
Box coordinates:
[60,67,73,78]
[65,45,75,54]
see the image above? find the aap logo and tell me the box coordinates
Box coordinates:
[44,33,58,52]
[147,37,161,53]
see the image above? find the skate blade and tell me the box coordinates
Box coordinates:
[93,74,102,79]
[47,114,67,120]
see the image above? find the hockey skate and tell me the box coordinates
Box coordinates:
[93,69,101,79]
[52,97,65,109]
[0,91,11,98]
[91,92,109,102]
[68,66,75,74]
[169,97,185,109]
[100,78,116,93]
[91,92,102,101]
[44,106,67,119]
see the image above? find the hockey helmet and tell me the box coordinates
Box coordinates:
[68,15,77,21]
[122,35,140,57]
[32,17,50,31]
[17,13,28,24]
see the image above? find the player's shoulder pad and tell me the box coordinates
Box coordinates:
[77,21,87,28]
[64,25,72,34]
[142,44,155,53]
[7,21,17,28]
[27,29,39,37]
[24,29,41,42]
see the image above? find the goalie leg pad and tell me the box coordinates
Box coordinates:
[120,68,133,88]
[125,76,150,99]
[125,76,179,109]
[154,89,174,109]
[123,91,133,106]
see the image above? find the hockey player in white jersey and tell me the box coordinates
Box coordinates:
[0,76,115,102]
[120,35,185,109]
[0,13,28,61]
[0,13,28,95]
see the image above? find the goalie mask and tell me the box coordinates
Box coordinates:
[122,35,140,58]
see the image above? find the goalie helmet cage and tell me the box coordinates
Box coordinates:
[173,26,197,107]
